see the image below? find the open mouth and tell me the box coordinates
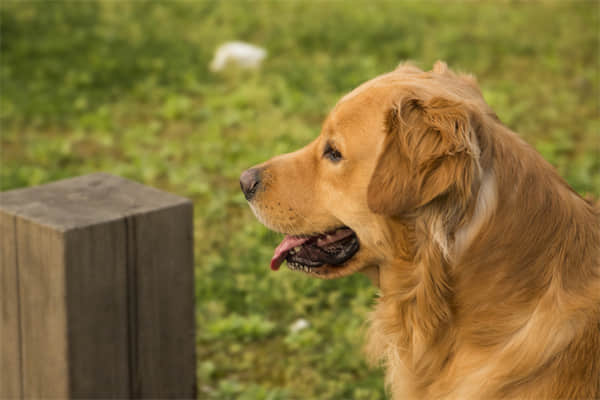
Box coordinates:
[270,227,359,273]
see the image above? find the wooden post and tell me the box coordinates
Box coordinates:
[0,173,196,399]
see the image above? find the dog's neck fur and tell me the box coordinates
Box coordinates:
[364,121,600,399]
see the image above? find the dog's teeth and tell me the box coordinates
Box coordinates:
[294,246,301,252]
[288,261,318,273]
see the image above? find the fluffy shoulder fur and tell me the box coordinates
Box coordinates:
[365,62,600,399]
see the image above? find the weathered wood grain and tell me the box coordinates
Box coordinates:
[133,204,196,398]
[0,212,22,399]
[64,221,130,398]
[16,217,69,398]
[0,173,196,399]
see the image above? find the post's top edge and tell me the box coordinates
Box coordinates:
[0,173,192,230]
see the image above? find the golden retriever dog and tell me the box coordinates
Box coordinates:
[240,62,600,399]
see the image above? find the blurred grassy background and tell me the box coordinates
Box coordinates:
[1,1,598,399]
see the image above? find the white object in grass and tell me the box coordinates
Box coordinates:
[210,41,267,71]
[289,318,310,333]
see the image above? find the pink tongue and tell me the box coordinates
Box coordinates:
[269,229,355,271]
[270,235,310,270]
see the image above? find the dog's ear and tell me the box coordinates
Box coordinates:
[367,95,478,216]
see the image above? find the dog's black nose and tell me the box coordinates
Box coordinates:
[240,168,261,201]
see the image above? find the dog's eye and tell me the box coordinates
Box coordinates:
[323,143,343,163]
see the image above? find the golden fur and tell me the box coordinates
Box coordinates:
[245,62,600,399]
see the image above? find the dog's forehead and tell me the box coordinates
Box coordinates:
[338,72,402,105]
[325,79,398,138]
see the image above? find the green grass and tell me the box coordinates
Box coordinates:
[1,1,598,398]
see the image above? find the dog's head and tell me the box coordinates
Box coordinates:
[241,62,490,279]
